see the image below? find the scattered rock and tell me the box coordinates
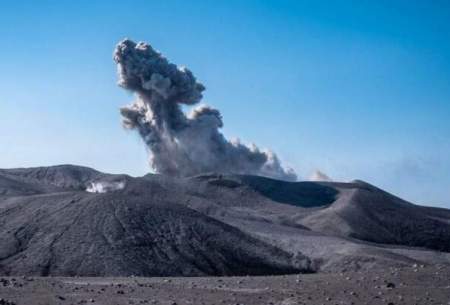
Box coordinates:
[386,282,396,289]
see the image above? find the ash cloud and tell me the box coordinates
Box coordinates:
[114,39,296,181]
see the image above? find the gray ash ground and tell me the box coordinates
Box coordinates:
[1,265,449,305]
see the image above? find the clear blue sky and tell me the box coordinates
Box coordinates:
[1,0,449,207]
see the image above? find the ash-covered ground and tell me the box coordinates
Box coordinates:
[0,265,449,305]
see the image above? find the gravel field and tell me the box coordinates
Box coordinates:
[1,265,449,305]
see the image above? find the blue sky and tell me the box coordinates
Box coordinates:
[0,0,449,207]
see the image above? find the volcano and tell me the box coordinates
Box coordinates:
[0,165,449,276]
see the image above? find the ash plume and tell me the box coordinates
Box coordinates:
[114,39,296,181]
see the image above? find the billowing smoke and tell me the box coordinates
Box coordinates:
[86,181,125,193]
[114,39,296,181]
[309,170,332,182]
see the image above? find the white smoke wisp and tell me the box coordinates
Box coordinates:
[309,170,332,182]
[114,39,297,181]
[86,181,125,193]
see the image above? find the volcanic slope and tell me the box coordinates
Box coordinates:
[153,173,450,252]
[148,173,450,271]
[199,174,450,252]
[299,180,450,252]
[1,165,450,276]
[0,167,308,276]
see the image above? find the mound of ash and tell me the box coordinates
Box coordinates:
[0,166,310,276]
[300,180,450,252]
[0,165,102,192]
[1,165,450,276]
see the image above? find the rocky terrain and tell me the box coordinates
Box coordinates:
[1,165,450,277]
[0,265,449,305]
